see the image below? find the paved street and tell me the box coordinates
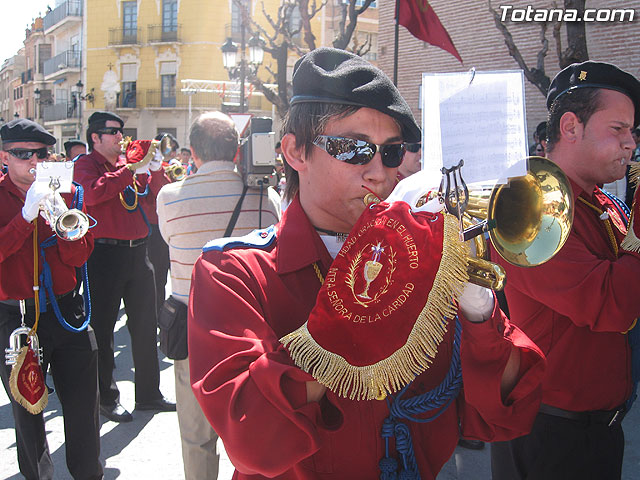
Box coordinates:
[2,307,640,479]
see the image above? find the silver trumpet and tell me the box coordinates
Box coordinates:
[5,301,43,366]
[5,326,43,366]
[32,170,89,241]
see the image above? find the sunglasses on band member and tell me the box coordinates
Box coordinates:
[96,127,123,135]
[312,135,406,168]
[405,143,421,153]
[5,147,49,160]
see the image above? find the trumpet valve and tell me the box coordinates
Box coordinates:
[5,326,43,366]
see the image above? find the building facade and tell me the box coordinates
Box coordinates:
[41,0,84,148]
[85,0,307,146]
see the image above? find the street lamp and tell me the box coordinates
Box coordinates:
[221,38,238,70]
[220,24,264,113]
[248,34,265,66]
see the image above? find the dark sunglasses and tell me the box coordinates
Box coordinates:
[96,127,123,135]
[5,147,49,160]
[405,143,421,153]
[313,135,406,168]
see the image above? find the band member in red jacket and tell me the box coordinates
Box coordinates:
[0,119,101,479]
[189,48,545,479]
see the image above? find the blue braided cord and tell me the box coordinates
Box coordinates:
[70,182,98,230]
[38,234,90,332]
[378,317,463,480]
[72,181,83,209]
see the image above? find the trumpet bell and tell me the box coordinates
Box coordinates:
[55,209,90,242]
[159,135,174,160]
[164,163,186,182]
[487,156,574,267]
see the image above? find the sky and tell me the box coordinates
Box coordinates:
[0,1,54,63]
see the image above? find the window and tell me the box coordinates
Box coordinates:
[55,88,68,105]
[161,74,176,108]
[288,5,303,44]
[123,128,137,139]
[121,82,136,108]
[157,128,177,138]
[231,0,251,40]
[163,0,178,32]
[120,63,137,108]
[122,1,137,42]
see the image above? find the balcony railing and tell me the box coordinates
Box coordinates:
[148,24,182,43]
[109,28,142,46]
[146,89,177,108]
[43,0,82,31]
[43,50,81,77]
[43,101,78,122]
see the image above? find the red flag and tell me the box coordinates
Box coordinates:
[397,0,462,63]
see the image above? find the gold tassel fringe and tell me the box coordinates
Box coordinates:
[629,162,640,189]
[281,214,469,401]
[621,206,640,253]
[9,346,48,415]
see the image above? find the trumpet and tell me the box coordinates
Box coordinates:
[447,156,574,290]
[164,162,186,181]
[33,172,89,241]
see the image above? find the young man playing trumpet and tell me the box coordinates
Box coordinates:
[0,119,101,479]
[74,111,175,423]
[189,48,546,479]
[491,61,640,480]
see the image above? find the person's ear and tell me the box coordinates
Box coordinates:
[280,133,308,173]
[559,112,582,143]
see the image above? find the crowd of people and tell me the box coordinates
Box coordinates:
[1,47,639,480]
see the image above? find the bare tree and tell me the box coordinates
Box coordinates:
[488,0,589,97]
[235,0,375,117]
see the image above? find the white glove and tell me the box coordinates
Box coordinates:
[385,170,443,213]
[22,181,52,222]
[128,162,149,175]
[458,282,494,323]
[149,151,163,172]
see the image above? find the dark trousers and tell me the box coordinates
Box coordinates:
[0,293,102,480]
[87,242,161,406]
[148,223,170,316]
[491,411,624,480]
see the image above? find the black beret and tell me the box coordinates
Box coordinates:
[1,118,56,145]
[547,61,640,126]
[290,48,421,144]
[88,111,124,127]
[64,139,86,152]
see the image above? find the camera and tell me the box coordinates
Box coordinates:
[239,117,277,188]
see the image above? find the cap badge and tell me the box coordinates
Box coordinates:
[578,70,588,81]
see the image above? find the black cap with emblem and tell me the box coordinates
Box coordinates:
[290,47,421,144]
[547,61,640,127]
[0,118,56,146]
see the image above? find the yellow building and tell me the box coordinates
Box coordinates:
[85,0,326,146]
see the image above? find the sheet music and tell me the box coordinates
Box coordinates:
[35,161,74,193]
[421,70,528,185]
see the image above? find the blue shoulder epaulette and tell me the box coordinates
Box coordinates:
[203,225,277,252]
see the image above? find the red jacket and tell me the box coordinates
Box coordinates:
[73,150,168,239]
[189,196,544,479]
[492,179,640,412]
[0,174,93,300]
